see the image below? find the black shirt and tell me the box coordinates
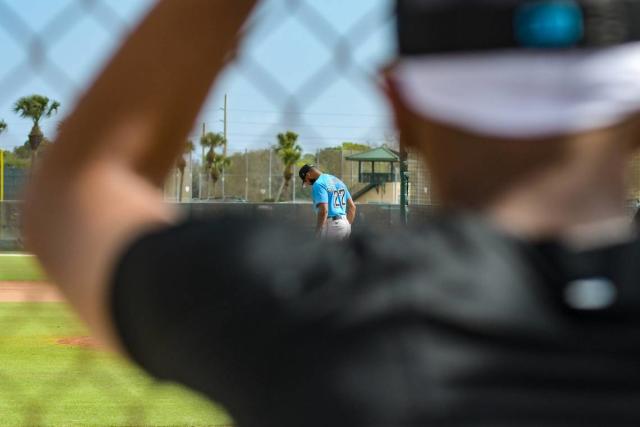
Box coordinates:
[111,215,640,427]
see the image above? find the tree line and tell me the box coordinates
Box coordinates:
[185,141,372,203]
[178,131,371,203]
[0,94,374,203]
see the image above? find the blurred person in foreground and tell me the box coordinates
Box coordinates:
[298,164,356,239]
[24,0,640,426]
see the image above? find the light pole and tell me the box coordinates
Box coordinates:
[220,94,228,199]
[400,146,409,226]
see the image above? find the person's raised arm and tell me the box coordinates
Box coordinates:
[23,0,257,352]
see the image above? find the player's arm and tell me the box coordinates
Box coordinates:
[316,203,329,237]
[313,183,329,237]
[23,0,257,352]
[346,197,357,224]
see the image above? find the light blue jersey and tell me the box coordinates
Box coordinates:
[312,174,351,217]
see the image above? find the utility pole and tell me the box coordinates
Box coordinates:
[268,149,272,200]
[400,146,409,226]
[244,148,249,201]
[200,122,205,199]
[175,170,180,202]
[223,94,228,156]
[201,122,206,161]
[188,146,193,202]
[221,94,228,199]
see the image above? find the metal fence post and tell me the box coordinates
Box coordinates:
[400,147,409,226]
[221,169,225,199]
[245,148,249,201]
[268,148,273,200]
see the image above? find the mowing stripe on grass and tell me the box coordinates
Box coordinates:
[0,253,47,282]
[0,303,232,426]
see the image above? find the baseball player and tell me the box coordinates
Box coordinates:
[298,164,356,239]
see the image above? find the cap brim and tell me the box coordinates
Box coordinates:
[391,47,640,139]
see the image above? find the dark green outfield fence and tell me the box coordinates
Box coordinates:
[0,201,21,250]
[2,167,27,202]
[186,202,432,228]
[0,201,433,251]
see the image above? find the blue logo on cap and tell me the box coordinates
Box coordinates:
[515,1,584,48]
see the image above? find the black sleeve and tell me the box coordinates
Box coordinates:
[110,216,333,404]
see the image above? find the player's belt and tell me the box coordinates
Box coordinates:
[330,215,345,220]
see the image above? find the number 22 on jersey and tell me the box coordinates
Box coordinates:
[333,189,346,208]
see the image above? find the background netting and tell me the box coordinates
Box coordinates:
[2,1,640,425]
[0,1,431,425]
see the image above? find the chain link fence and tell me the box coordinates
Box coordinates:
[0,0,436,425]
[9,1,640,425]
[162,147,406,203]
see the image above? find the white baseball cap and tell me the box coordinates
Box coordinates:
[393,0,640,139]
[390,43,640,139]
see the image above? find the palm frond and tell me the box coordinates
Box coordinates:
[213,155,231,169]
[200,132,226,149]
[13,95,60,126]
[46,100,61,117]
[275,131,303,168]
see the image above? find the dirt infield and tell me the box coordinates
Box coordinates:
[56,336,102,349]
[0,281,64,302]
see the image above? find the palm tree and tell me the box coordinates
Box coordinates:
[274,131,302,202]
[176,140,195,202]
[206,152,231,198]
[200,132,226,198]
[13,95,60,167]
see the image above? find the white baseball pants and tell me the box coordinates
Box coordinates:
[320,217,351,240]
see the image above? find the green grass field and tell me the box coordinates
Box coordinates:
[0,253,47,281]
[0,254,232,426]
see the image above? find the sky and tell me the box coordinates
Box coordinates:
[0,0,396,155]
